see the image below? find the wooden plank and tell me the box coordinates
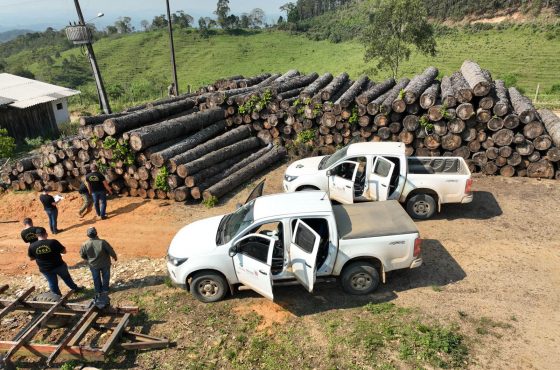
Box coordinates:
[46,305,98,366]
[0,300,139,314]
[101,313,130,354]
[0,342,104,361]
[67,311,99,346]
[0,287,35,320]
[3,290,73,363]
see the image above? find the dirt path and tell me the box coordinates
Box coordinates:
[1,168,559,368]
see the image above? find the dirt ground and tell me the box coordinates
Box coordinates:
[1,166,559,369]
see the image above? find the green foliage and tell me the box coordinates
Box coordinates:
[96,160,109,173]
[360,0,437,78]
[238,89,272,114]
[102,137,134,167]
[548,84,560,94]
[419,115,434,131]
[295,129,316,145]
[155,166,170,192]
[60,360,79,370]
[202,195,218,208]
[23,136,47,149]
[0,129,16,158]
[58,121,80,137]
[348,106,359,126]
[439,104,451,120]
[398,89,405,100]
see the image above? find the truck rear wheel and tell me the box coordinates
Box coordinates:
[340,262,380,295]
[190,272,228,303]
[406,194,436,219]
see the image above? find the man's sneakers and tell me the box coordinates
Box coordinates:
[101,215,108,220]
[93,292,111,309]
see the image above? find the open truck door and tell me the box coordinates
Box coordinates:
[328,161,358,204]
[369,157,395,201]
[289,219,321,292]
[231,234,275,300]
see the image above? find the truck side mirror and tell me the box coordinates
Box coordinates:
[228,246,237,257]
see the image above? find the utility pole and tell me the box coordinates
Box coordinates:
[166,0,179,95]
[73,0,111,114]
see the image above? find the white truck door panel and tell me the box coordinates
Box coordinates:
[289,220,321,292]
[328,161,358,204]
[369,157,395,201]
[232,234,275,300]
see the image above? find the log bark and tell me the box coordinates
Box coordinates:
[177,137,261,177]
[355,78,395,106]
[104,99,196,136]
[461,60,492,96]
[334,75,368,109]
[493,80,510,116]
[367,89,392,116]
[404,66,439,104]
[380,78,410,115]
[527,159,555,179]
[202,146,287,200]
[129,108,226,152]
[419,82,440,109]
[508,87,536,123]
[150,121,227,167]
[440,76,457,107]
[537,109,560,147]
[300,73,333,99]
[450,71,473,103]
[321,73,349,101]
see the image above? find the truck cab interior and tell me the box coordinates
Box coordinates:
[290,218,330,270]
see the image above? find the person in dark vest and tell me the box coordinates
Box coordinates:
[80,227,117,308]
[85,164,113,220]
[78,180,93,218]
[28,227,83,296]
[21,217,39,244]
[39,186,61,234]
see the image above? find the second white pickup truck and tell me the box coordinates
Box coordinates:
[283,142,473,219]
[167,191,422,303]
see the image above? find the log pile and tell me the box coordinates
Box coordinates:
[2,61,560,202]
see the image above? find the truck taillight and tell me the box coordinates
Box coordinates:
[465,179,473,194]
[413,238,422,257]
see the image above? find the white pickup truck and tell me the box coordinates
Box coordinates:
[167,191,422,303]
[283,142,473,219]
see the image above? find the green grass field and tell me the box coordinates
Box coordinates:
[22,27,560,113]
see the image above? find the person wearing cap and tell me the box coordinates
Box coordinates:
[21,218,39,244]
[28,227,83,296]
[80,227,117,296]
[39,186,61,234]
[85,164,113,220]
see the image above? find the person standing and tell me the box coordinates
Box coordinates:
[39,186,61,234]
[28,227,83,296]
[21,217,39,244]
[85,164,113,220]
[80,227,117,297]
[167,82,176,97]
[78,180,93,218]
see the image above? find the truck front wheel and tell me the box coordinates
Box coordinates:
[406,194,436,219]
[190,272,228,303]
[340,262,380,295]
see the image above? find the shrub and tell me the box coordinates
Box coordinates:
[0,129,16,158]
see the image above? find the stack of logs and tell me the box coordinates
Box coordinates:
[2,61,560,203]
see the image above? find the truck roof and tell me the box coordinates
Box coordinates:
[347,142,406,157]
[253,191,332,220]
[332,201,418,239]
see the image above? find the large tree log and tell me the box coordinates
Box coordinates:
[150,120,227,167]
[334,75,368,109]
[272,73,319,95]
[493,80,510,116]
[456,103,474,120]
[380,78,410,114]
[450,72,473,103]
[527,159,555,179]
[419,82,440,109]
[202,146,287,201]
[440,76,457,107]
[508,87,536,123]
[238,73,271,88]
[403,66,439,104]
[16,157,36,173]
[367,89,392,116]
[321,73,349,101]
[491,129,514,147]
[103,99,196,136]
[461,60,492,96]
[80,112,128,126]
[177,137,261,177]
[355,78,395,106]
[171,126,252,175]
[534,135,553,152]
[523,121,544,140]
[441,133,462,151]
[538,109,560,147]
[299,73,333,99]
[128,108,226,152]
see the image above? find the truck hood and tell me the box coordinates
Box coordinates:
[286,156,326,176]
[168,215,225,258]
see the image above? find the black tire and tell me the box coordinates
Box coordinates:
[340,262,380,295]
[406,193,436,219]
[296,186,319,191]
[190,272,228,303]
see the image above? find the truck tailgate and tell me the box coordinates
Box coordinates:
[332,200,418,239]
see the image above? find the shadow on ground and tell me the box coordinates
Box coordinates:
[433,191,502,221]
[233,239,465,316]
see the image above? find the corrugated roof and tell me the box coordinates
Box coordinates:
[0,96,14,107]
[0,73,80,109]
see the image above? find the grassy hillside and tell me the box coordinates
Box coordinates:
[19,27,560,113]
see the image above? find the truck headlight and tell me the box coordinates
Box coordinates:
[167,255,188,267]
[284,174,298,182]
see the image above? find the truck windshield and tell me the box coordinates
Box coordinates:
[216,200,255,245]
[319,145,350,170]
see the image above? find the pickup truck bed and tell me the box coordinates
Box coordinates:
[332,200,418,239]
[407,157,469,175]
